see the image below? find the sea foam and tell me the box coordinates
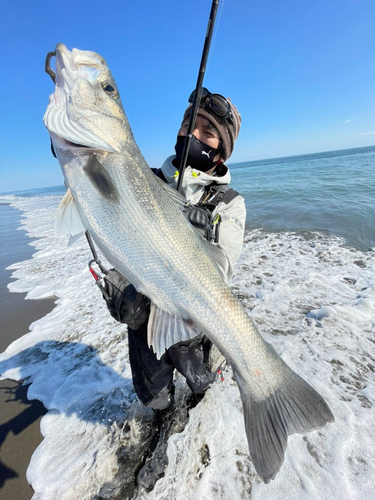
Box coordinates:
[0,193,374,499]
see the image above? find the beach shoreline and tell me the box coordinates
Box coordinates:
[0,203,55,500]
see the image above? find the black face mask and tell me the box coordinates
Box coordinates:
[174,135,221,173]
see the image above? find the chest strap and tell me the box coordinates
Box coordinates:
[199,184,239,209]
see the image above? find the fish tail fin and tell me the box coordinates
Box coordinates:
[236,363,334,484]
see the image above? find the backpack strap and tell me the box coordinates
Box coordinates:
[220,187,239,205]
[196,183,240,242]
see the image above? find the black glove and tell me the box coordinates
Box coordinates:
[183,205,213,241]
[102,269,149,330]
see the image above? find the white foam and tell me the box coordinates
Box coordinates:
[1,196,374,499]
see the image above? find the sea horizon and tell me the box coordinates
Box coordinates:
[2,143,374,196]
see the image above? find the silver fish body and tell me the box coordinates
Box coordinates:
[44,44,334,483]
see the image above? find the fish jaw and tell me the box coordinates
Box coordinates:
[44,44,129,153]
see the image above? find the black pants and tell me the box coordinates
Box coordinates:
[128,321,216,410]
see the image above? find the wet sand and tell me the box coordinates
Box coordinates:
[0,204,55,499]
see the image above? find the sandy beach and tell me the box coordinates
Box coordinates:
[0,203,55,500]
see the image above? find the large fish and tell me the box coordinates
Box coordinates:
[44,44,334,483]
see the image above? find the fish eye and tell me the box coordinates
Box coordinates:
[102,83,119,97]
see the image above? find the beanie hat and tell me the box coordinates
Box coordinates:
[182,97,241,162]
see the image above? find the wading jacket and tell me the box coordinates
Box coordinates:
[158,155,246,283]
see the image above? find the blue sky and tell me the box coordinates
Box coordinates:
[0,0,374,192]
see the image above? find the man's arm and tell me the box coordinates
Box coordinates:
[211,196,246,283]
[183,195,246,283]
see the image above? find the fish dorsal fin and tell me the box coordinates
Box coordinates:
[200,239,228,278]
[55,189,87,237]
[155,177,227,274]
[155,177,228,277]
[154,175,190,212]
[147,304,200,359]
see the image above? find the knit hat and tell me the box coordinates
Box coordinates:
[182,97,241,162]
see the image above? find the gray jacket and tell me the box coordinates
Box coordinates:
[160,156,246,283]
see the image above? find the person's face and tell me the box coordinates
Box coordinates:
[178,115,224,165]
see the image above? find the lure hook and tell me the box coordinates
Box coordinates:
[45,51,56,83]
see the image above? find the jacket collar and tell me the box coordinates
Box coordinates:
[160,155,231,187]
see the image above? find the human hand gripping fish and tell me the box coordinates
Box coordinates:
[44,44,334,483]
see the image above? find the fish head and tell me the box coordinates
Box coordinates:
[44,44,128,153]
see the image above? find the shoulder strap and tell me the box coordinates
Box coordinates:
[220,187,239,205]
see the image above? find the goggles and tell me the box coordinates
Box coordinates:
[188,87,233,125]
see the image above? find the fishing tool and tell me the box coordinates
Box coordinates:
[85,231,110,300]
[177,0,221,192]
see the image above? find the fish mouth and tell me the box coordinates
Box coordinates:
[44,44,119,153]
[51,133,93,151]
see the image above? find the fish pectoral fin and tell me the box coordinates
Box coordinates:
[55,189,87,238]
[147,304,199,359]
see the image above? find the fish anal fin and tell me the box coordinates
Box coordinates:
[147,304,199,359]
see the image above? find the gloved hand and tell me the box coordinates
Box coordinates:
[102,269,149,330]
[183,205,213,241]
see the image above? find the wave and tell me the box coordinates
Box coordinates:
[0,195,374,498]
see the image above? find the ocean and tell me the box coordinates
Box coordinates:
[232,145,375,251]
[0,145,374,499]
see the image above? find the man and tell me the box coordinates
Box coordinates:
[103,88,245,413]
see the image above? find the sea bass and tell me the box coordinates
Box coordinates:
[44,44,334,483]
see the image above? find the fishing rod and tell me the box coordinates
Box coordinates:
[177,0,220,192]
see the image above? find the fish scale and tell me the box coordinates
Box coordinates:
[44,43,334,484]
